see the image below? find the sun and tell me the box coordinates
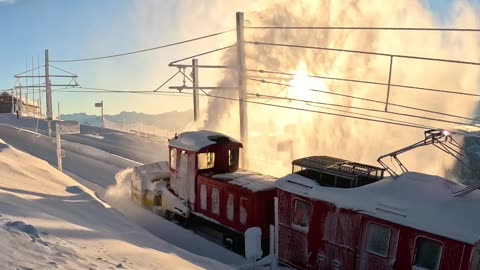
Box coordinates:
[287,62,329,103]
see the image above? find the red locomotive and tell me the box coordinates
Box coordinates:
[130,129,480,270]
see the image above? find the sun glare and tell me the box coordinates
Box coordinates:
[288,62,329,103]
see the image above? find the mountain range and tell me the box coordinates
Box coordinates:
[60,110,193,132]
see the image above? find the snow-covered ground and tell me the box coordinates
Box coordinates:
[0,137,230,269]
[0,115,246,266]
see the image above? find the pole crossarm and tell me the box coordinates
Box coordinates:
[14,75,77,78]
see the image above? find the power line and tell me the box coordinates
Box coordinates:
[248,78,473,121]
[247,92,434,129]
[51,30,235,63]
[247,69,480,98]
[192,91,433,130]
[53,90,191,97]
[169,45,236,66]
[245,26,480,31]
[247,41,480,66]
[247,91,464,127]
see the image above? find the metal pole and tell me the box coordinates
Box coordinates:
[56,123,62,171]
[11,88,14,113]
[385,56,394,112]
[57,101,60,120]
[38,53,42,117]
[192,58,200,122]
[236,11,248,168]
[101,100,104,127]
[273,197,279,270]
[25,57,28,110]
[45,49,53,136]
[32,56,34,116]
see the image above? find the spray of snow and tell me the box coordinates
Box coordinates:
[193,0,480,178]
[105,168,134,203]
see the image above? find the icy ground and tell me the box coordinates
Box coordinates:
[0,114,246,267]
[0,137,231,270]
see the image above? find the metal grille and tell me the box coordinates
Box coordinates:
[293,155,384,179]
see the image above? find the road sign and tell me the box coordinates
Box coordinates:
[95,102,103,107]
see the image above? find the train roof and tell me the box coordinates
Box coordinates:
[276,172,480,245]
[212,170,276,192]
[169,130,242,152]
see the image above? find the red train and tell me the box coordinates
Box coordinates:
[130,130,480,270]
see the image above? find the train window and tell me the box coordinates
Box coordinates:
[200,184,207,210]
[198,152,215,170]
[170,149,176,170]
[240,197,248,225]
[227,193,234,221]
[211,187,220,215]
[291,199,312,232]
[365,223,391,257]
[471,247,480,270]
[228,149,239,168]
[413,237,443,270]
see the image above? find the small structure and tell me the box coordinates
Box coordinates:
[0,92,40,115]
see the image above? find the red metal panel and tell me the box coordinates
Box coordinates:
[194,174,274,234]
[278,186,472,270]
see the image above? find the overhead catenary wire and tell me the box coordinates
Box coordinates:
[53,90,192,97]
[245,26,480,31]
[247,92,444,129]
[187,91,435,130]
[248,78,474,121]
[247,41,480,66]
[51,30,235,63]
[248,69,480,98]
[168,45,236,66]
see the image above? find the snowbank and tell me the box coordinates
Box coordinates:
[0,138,229,269]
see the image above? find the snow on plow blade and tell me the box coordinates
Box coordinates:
[130,161,190,219]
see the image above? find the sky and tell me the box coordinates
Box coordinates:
[0,0,478,117]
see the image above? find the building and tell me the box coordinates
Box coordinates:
[0,92,40,116]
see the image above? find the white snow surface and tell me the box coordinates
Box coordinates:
[169,130,240,152]
[276,172,480,245]
[0,138,230,269]
[212,170,277,192]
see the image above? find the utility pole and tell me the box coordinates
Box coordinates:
[58,101,60,119]
[45,49,53,137]
[56,124,63,171]
[236,12,248,168]
[192,58,200,122]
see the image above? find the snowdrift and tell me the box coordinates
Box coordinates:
[0,138,229,269]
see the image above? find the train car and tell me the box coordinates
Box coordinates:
[275,156,480,270]
[130,130,276,254]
